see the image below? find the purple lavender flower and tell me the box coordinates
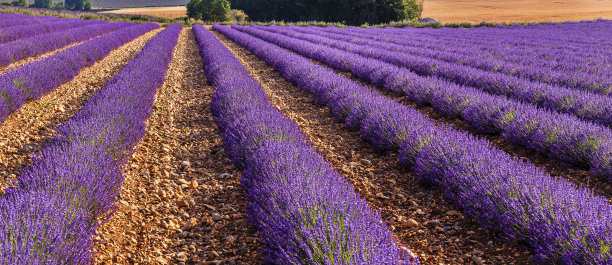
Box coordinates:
[0,18,106,44]
[214,24,612,264]
[194,24,418,265]
[0,24,181,264]
[232,24,612,181]
[0,22,160,124]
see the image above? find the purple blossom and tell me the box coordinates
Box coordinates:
[0,24,181,264]
[233,24,612,181]
[344,21,612,74]
[248,24,612,129]
[194,24,418,265]
[214,24,612,264]
[0,18,106,44]
[0,15,58,28]
[0,20,133,67]
[0,22,159,124]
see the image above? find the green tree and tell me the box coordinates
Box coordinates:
[33,0,52,8]
[230,0,423,25]
[187,0,231,22]
[65,0,93,11]
[11,0,27,7]
[227,9,248,22]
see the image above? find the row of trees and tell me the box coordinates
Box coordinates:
[10,0,92,11]
[187,0,423,25]
[187,0,231,22]
[230,0,423,25]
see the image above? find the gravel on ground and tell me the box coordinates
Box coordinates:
[93,28,262,265]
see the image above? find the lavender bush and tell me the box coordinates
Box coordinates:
[193,24,418,265]
[288,25,611,95]
[233,25,612,180]
[0,18,106,44]
[0,15,57,28]
[0,20,133,67]
[0,22,159,124]
[0,24,181,264]
[254,24,612,129]
[215,24,612,264]
[349,22,612,74]
[0,13,31,19]
[327,23,612,78]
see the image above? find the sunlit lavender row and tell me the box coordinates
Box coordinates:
[0,18,104,44]
[0,23,180,264]
[0,19,132,67]
[293,25,612,94]
[0,22,158,124]
[0,13,58,28]
[196,24,418,265]
[216,24,612,264]
[233,24,612,181]
[262,23,612,130]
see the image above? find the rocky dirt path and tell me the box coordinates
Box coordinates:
[211,28,531,265]
[0,28,162,192]
[93,28,261,265]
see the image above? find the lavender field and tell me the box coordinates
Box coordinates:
[0,12,610,265]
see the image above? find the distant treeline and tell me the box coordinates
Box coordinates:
[0,0,189,8]
[91,0,188,8]
[230,0,423,25]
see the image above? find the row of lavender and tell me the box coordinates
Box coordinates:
[361,23,611,77]
[0,18,104,44]
[215,24,612,264]
[370,22,612,76]
[0,22,159,124]
[319,26,610,89]
[299,25,610,94]
[0,19,132,67]
[267,25,612,129]
[193,24,417,265]
[403,21,612,59]
[0,24,180,264]
[406,22,612,58]
[236,25,612,181]
[0,14,57,28]
[0,13,33,20]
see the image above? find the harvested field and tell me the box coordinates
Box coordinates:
[423,0,612,23]
[100,6,187,19]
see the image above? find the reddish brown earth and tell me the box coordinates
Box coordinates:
[92,28,261,265]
